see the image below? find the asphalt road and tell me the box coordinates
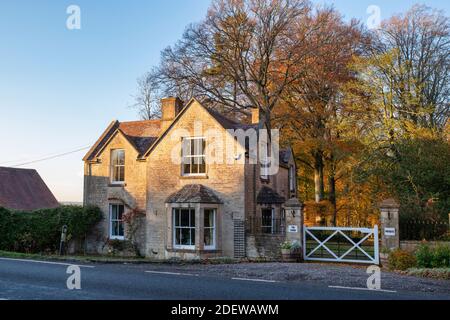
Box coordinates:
[0,257,449,300]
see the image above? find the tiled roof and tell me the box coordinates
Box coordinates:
[119,120,161,156]
[0,167,59,211]
[205,108,258,130]
[166,184,223,204]
[85,120,161,161]
[257,186,286,204]
[85,99,271,161]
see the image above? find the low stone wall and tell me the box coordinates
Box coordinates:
[400,240,450,252]
[246,234,284,260]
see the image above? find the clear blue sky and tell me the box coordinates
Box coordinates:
[0,0,448,202]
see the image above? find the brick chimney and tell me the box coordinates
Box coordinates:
[161,97,184,131]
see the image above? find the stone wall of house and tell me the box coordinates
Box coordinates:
[84,132,147,256]
[145,100,247,260]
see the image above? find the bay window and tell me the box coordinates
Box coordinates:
[173,208,196,249]
[204,209,216,250]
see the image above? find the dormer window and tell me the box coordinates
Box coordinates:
[181,137,206,176]
[111,149,125,183]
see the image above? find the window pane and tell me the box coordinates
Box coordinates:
[118,150,125,165]
[118,221,124,236]
[111,205,118,220]
[192,162,199,174]
[180,209,190,227]
[204,229,212,247]
[111,221,118,236]
[261,209,273,234]
[190,228,195,246]
[199,157,206,174]
[183,163,191,175]
[181,228,190,245]
[190,139,195,155]
[174,209,180,227]
[194,139,202,155]
[190,209,195,227]
[182,139,189,157]
[112,151,118,165]
[119,166,125,182]
[118,205,124,219]
[175,228,181,245]
[204,209,214,227]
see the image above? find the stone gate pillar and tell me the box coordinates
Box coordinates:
[379,199,400,251]
[283,198,304,253]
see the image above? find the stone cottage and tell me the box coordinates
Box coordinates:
[83,97,299,260]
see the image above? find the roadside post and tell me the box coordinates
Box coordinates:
[59,225,68,256]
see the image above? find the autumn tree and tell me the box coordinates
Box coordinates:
[148,0,322,129]
[275,8,364,212]
[346,5,450,221]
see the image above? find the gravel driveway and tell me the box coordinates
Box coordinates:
[137,262,450,295]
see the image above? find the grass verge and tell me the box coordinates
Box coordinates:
[404,268,450,280]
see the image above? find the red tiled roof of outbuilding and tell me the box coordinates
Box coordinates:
[0,167,59,211]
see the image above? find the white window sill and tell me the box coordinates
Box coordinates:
[173,246,195,250]
[180,174,208,179]
[110,236,125,241]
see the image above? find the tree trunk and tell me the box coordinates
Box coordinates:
[314,150,324,203]
[328,172,337,227]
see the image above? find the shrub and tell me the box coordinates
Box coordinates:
[280,241,292,250]
[431,245,450,268]
[416,244,433,268]
[388,249,417,271]
[0,205,102,254]
[280,240,301,252]
[415,244,450,268]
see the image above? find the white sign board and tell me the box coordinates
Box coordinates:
[384,227,396,236]
[288,225,299,233]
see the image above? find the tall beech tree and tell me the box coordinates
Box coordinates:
[275,8,364,209]
[148,0,324,129]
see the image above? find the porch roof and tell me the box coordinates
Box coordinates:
[166,184,223,204]
[257,186,286,204]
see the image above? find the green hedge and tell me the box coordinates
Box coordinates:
[416,244,450,268]
[0,205,102,254]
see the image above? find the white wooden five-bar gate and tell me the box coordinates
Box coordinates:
[303,225,379,265]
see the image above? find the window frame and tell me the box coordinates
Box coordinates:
[261,208,275,234]
[260,143,270,180]
[173,208,196,250]
[203,208,216,250]
[181,137,207,177]
[110,149,125,184]
[109,203,125,240]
